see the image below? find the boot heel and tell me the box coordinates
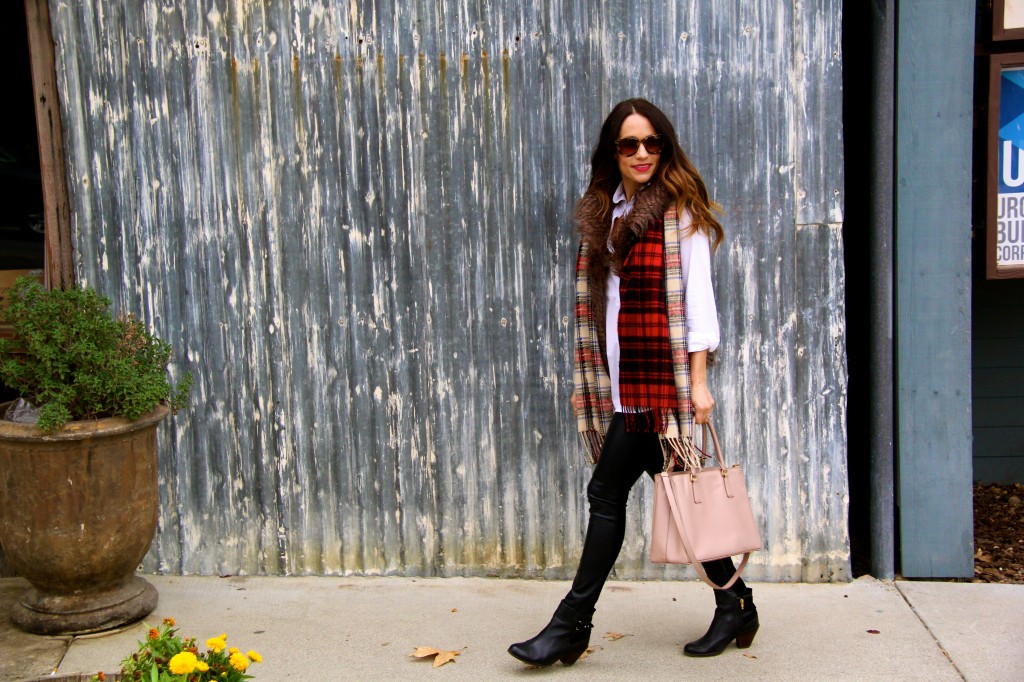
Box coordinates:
[559,645,588,666]
[735,625,758,649]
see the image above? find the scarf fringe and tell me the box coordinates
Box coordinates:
[579,429,605,464]
[661,435,705,472]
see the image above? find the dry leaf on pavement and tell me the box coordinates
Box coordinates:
[578,645,600,661]
[603,632,630,641]
[410,646,462,668]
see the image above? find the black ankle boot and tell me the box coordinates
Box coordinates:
[508,600,594,666]
[683,588,759,657]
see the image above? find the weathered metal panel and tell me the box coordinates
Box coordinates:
[46,0,848,580]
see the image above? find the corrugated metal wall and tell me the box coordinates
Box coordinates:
[46,0,847,580]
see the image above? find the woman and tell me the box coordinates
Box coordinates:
[507,99,757,666]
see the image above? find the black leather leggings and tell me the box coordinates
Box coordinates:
[564,413,745,614]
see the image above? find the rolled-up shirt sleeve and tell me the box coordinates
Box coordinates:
[679,224,720,353]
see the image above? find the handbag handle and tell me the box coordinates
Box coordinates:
[659,470,750,590]
[671,421,728,472]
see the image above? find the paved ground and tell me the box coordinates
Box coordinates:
[1,575,1021,681]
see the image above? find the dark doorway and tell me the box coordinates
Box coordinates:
[842,2,875,578]
[0,1,45,274]
[0,1,45,406]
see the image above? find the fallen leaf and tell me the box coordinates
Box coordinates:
[743,653,758,659]
[866,629,880,634]
[410,646,462,668]
[604,632,630,641]
[578,645,600,661]
[432,651,459,667]
[451,608,458,613]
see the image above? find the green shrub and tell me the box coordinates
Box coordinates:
[0,276,192,432]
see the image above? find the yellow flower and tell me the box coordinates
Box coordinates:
[168,651,198,675]
[196,661,210,672]
[247,650,263,663]
[228,646,240,654]
[206,636,227,653]
[229,652,250,672]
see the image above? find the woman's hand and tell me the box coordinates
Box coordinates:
[691,382,715,424]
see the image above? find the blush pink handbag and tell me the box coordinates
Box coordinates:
[650,422,762,589]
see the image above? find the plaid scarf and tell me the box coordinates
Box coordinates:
[573,187,698,468]
[618,215,677,430]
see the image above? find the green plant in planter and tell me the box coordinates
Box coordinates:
[0,276,192,432]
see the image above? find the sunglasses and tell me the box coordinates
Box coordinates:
[615,134,665,157]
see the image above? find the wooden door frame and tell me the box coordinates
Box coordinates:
[24,0,73,290]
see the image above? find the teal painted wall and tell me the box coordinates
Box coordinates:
[896,0,975,577]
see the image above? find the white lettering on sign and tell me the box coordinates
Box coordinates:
[997,192,1024,266]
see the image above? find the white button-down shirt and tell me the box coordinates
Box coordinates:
[605,183,720,411]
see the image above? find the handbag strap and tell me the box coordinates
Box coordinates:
[659,471,750,590]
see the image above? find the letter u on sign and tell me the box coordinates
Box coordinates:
[1003,140,1024,188]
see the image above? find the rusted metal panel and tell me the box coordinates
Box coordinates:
[45,0,847,580]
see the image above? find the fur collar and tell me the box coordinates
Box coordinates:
[574,182,670,357]
[575,182,669,272]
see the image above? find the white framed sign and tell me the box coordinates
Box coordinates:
[994,0,1024,40]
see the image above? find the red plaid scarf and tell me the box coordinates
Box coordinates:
[618,217,678,432]
[574,181,697,466]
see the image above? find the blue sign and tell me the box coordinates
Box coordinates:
[997,67,1024,266]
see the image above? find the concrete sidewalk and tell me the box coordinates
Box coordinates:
[2,575,1021,681]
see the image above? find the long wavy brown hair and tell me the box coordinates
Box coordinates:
[586,98,724,250]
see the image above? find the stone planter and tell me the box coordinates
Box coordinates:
[0,404,168,635]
